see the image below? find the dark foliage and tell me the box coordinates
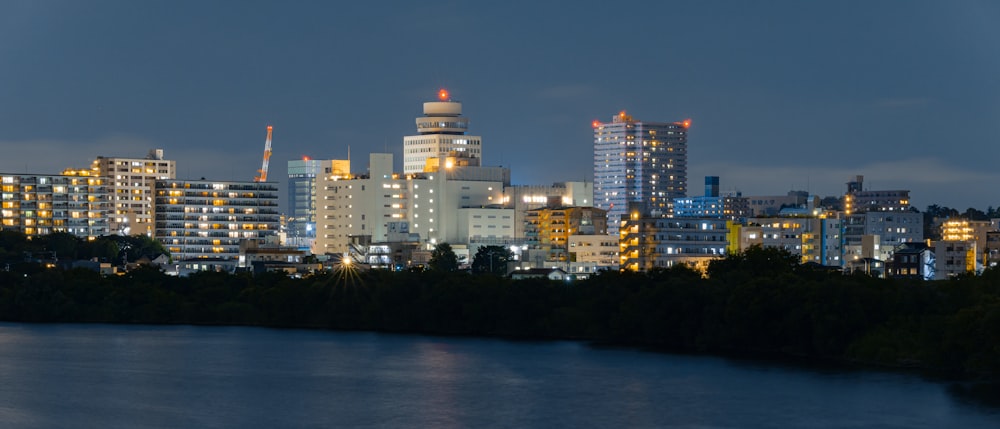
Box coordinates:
[3,240,1000,378]
[471,245,513,275]
[428,242,459,272]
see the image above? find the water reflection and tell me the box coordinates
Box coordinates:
[0,323,998,429]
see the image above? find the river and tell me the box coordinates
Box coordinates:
[0,323,997,428]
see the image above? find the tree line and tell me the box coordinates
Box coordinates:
[1,241,998,378]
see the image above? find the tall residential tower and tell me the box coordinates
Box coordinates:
[593,111,688,235]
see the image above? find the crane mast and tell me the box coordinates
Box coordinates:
[254,125,273,182]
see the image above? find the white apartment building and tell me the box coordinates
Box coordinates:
[153,179,280,262]
[93,149,176,236]
[0,173,110,239]
[567,234,619,274]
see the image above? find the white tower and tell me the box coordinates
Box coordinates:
[402,89,482,174]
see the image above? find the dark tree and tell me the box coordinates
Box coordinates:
[429,242,459,272]
[471,245,513,275]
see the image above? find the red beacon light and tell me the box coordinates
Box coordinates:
[591,120,601,128]
[681,119,692,128]
[438,89,449,101]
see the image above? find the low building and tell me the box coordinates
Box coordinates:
[619,204,729,272]
[934,240,978,279]
[888,242,934,280]
[510,267,569,281]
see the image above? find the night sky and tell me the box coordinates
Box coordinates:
[2,0,999,211]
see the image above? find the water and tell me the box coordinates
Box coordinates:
[0,323,997,428]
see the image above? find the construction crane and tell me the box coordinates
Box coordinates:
[254,125,273,182]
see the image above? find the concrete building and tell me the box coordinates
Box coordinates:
[934,240,978,279]
[986,231,1000,269]
[153,179,280,262]
[837,177,922,266]
[619,204,729,272]
[738,215,842,267]
[673,176,749,220]
[743,191,818,217]
[403,89,482,174]
[287,158,348,251]
[567,234,619,275]
[800,216,843,266]
[939,218,996,265]
[504,181,593,239]
[843,211,923,263]
[316,153,510,257]
[844,175,910,215]
[524,205,608,263]
[92,149,176,236]
[594,111,688,235]
[0,173,110,239]
[315,154,406,255]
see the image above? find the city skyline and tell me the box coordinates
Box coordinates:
[2,0,999,210]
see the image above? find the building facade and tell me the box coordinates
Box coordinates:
[673,176,749,220]
[0,173,110,239]
[503,182,593,240]
[287,158,348,251]
[524,205,608,263]
[93,149,176,236]
[619,204,728,272]
[594,111,688,235]
[154,179,280,261]
[316,153,509,256]
[403,90,482,174]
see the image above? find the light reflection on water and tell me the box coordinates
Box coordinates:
[0,323,997,429]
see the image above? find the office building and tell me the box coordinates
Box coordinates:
[316,153,510,257]
[287,158,348,250]
[594,111,688,235]
[403,89,482,174]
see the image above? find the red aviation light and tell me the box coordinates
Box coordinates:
[303,156,311,161]
[592,120,600,128]
[438,89,449,101]
[682,119,692,128]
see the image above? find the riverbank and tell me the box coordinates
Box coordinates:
[2,247,998,379]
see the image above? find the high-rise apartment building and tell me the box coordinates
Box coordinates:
[153,179,279,261]
[93,149,176,236]
[0,173,110,239]
[594,111,688,235]
[403,89,482,174]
